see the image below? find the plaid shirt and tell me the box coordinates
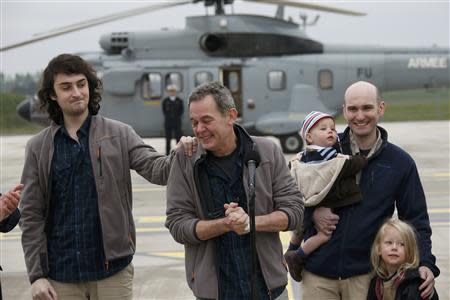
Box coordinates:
[204,135,284,300]
[47,115,131,283]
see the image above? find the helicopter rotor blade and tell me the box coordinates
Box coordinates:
[0,1,191,52]
[244,0,366,16]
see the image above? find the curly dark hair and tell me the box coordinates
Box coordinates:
[38,54,102,124]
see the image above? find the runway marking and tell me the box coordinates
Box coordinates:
[136,216,166,223]
[2,213,449,241]
[129,171,449,192]
[426,191,450,195]
[280,231,291,245]
[152,251,184,258]
[422,172,450,177]
[136,227,168,233]
[430,173,450,177]
[428,208,450,214]
[0,234,20,240]
[133,187,166,192]
[430,221,450,227]
[287,277,294,300]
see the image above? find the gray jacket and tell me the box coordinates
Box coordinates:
[165,133,304,299]
[19,115,172,283]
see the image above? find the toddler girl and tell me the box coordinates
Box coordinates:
[367,218,438,300]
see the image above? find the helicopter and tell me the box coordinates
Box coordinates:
[3,0,449,153]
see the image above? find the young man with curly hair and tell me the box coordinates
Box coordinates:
[19,54,173,300]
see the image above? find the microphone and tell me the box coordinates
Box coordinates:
[245,148,260,168]
[245,146,260,300]
[245,146,260,208]
[246,148,260,192]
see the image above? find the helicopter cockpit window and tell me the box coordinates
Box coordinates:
[142,73,162,100]
[319,69,333,90]
[194,71,213,86]
[268,71,286,90]
[165,73,183,92]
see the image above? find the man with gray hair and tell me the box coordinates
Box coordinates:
[165,81,304,300]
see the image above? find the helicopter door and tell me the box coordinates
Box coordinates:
[221,68,243,118]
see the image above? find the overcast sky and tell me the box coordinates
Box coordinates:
[1,0,449,76]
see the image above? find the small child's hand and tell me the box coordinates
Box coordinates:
[315,228,332,244]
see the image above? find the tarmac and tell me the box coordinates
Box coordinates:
[0,120,449,300]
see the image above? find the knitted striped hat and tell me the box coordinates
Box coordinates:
[300,111,334,140]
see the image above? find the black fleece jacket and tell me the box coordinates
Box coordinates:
[367,268,439,300]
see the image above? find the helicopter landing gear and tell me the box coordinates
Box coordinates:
[278,133,304,154]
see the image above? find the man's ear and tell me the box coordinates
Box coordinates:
[342,104,348,121]
[50,94,57,101]
[228,108,238,123]
[378,101,386,116]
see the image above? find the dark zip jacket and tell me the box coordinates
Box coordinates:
[0,208,20,233]
[162,96,184,127]
[0,206,20,300]
[303,126,439,278]
[367,268,439,300]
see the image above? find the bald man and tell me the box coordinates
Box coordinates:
[300,81,439,299]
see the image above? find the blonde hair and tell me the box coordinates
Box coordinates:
[370,218,420,278]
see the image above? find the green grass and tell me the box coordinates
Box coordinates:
[0,92,44,135]
[336,87,449,123]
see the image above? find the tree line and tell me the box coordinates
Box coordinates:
[0,72,41,95]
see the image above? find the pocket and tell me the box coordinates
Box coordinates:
[53,160,71,179]
[185,245,198,287]
[53,160,71,171]
[51,160,72,193]
[96,136,125,181]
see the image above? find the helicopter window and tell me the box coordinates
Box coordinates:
[165,73,183,92]
[268,71,286,90]
[195,71,213,86]
[142,73,162,100]
[227,71,240,93]
[319,69,333,90]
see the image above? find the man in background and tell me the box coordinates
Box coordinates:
[162,84,184,155]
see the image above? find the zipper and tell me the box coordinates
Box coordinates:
[97,145,102,176]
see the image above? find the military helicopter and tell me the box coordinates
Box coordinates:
[5,0,449,153]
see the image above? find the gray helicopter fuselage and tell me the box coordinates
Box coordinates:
[96,48,449,138]
[94,14,450,140]
[17,14,450,153]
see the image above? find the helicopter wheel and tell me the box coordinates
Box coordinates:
[278,133,304,154]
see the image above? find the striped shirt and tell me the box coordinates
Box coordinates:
[301,145,339,164]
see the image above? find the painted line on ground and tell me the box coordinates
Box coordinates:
[2,215,449,241]
[133,187,166,192]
